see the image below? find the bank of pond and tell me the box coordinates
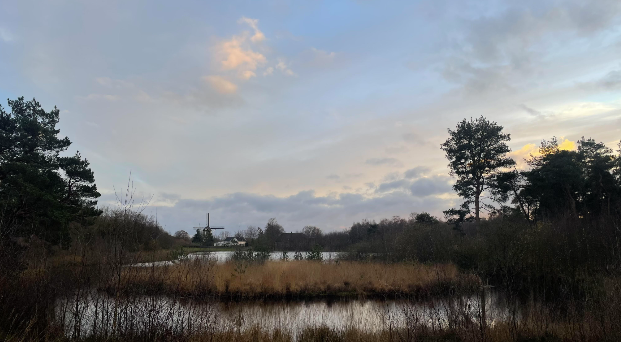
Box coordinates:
[3,257,620,341]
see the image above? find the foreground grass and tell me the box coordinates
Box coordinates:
[104,260,480,299]
[6,322,621,342]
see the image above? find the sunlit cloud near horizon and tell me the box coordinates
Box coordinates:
[1,0,620,233]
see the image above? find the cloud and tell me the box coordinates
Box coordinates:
[276,58,296,76]
[134,90,154,103]
[326,174,340,180]
[519,104,544,118]
[237,17,265,43]
[439,1,621,96]
[593,69,621,90]
[162,84,244,111]
[385,145,409,154]
[402,132,426,145]
[156,188,448,232]
[239,70,256,80]
[311,48,335,60]
[404,166,430,179]
[458,2,621,64]
[365,157,403,167]
[217,32,266,79]
[203,75,238,94]
[509,138,576,169]
[154,192,181,206]
[441,59,516,96]
[508,143,538,169]
[376,179,410,193]
[211,17,299,81]
[375,173,452,197]
[557,139,576,151]
[409,177,452,197]
[302,47,337,68]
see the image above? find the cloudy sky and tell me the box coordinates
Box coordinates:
[1,0,620,234]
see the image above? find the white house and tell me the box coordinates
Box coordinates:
[214,237,247,247]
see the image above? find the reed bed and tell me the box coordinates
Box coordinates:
[10,322,619,342]
[104,260,481,300]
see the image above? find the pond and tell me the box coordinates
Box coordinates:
[130,251,341,267]
[56,290,520,339]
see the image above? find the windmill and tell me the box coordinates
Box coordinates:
[193,213,225,235]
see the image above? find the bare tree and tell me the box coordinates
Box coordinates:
[302,226,322,239]
[243,226,260,240]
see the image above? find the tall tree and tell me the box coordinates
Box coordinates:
[264,218,284,246]
[202,228,214,246]
[0,97,100,245]
[191,229,203,244]
[441,116,515,222]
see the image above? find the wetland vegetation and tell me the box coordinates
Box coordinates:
[1,98,621,341]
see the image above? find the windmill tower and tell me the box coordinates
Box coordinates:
[193,213,225,235]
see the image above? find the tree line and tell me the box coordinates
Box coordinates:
[2,97,620,271]
[441,116,621,226]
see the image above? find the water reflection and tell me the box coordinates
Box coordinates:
[56,291,519,339]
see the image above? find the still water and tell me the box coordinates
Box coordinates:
[56,291,518,339]
[131,251,341,267]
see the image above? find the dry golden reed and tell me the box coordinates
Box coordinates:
[108,260,480,299]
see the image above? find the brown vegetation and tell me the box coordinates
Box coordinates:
[105,260,481,300]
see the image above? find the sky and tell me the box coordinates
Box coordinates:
[1,0,621,234]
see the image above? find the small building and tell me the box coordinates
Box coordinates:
[213,237,247,247]
[235,237,247,247]
[215,238,237,247]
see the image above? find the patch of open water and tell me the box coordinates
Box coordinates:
[56,290,520,339]
[129,251,341,267]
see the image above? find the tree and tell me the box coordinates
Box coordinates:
[302,225,322,239]
[615,141,621,185]
[264,218,284,240]
[174,230,190,241]
[440,116,515,222]
[577,137,619,216]
[202,229,214,246]
[0,97,100,245]
[413,212,439,224]
[520,137,620,220]
[488,169,533,222]
[243,226,260,240]
[191,229,203,244]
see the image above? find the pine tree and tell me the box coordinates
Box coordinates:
[441,116,515,222]
[0,97,100,245]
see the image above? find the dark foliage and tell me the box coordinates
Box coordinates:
[0,97,100,245]
[441,116,515,222]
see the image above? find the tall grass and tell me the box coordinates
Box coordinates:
[104,260,480,299]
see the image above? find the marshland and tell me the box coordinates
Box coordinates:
[3,2,621,341]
